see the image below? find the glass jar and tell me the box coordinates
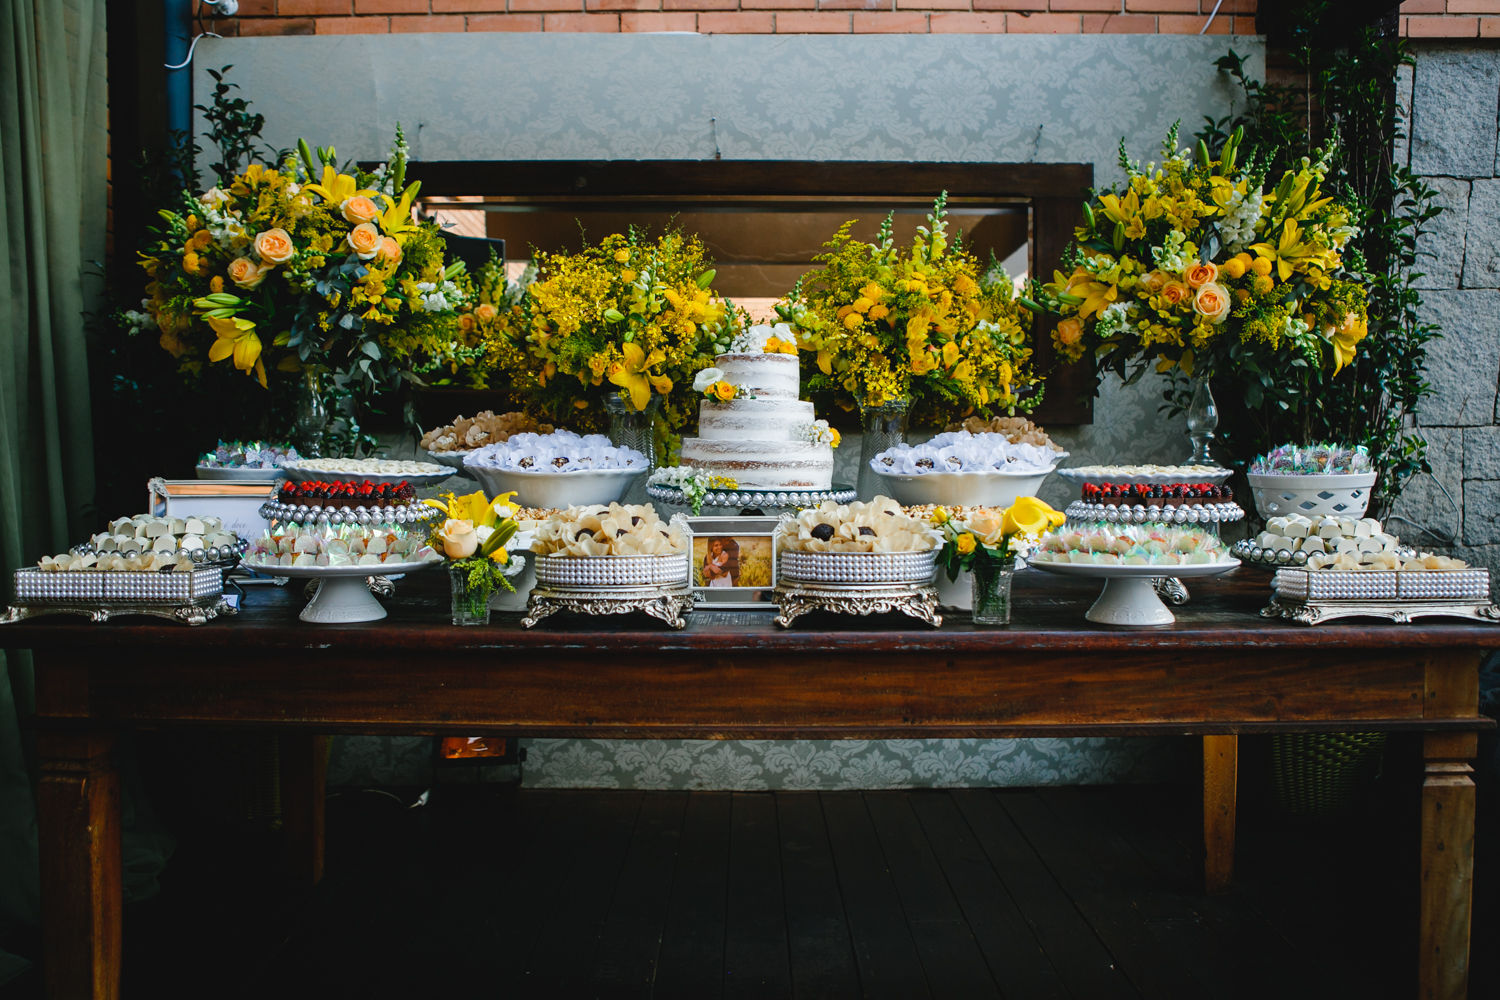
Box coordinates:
[970,558,1014,626]
[856,398,909,500]
[449,564,492,626]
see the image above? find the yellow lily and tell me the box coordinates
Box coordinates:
[1328,314,1367,375]
[205,315,267,387]
[1064,268,1118,321]
[1097,189,1141,229]
[302,165,378,206]
[377,181,423,236]
[608,341,672,411]
[1250,219,1315,282]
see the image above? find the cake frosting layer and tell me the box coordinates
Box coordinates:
[716,353,798,399]
[697,398,815,440]
[679,439,833,490]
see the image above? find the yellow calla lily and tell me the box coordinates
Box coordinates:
[302,165,378,206]
[607,341,672,411]
[1000,496,1065,537]
[205,314,267,387]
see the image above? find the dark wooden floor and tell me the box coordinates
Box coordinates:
[4,753,1497,999]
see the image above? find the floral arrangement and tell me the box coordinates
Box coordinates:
[796,420,841,449]
[1038,125,1368,381]
[431,251,531,391]
[492,230,734,436]
[136,129,462,416]
[692,368,747,402]
[1249,442,1372,476]
[647,465,740,515]
[777,193,1039,416]
[930,497,1065,579]
[423,489,522,611]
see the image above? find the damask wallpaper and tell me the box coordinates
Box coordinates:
[205,33,1264,790]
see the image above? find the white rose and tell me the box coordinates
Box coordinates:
[692,367,725,392]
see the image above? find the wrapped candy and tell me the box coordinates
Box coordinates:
[778,497,940,554]
[468,431,647,474]
[871,431,1060,475]
[530,503,687,557]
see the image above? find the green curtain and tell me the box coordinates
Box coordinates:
[0,0,107,974]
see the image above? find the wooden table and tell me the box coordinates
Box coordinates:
[3,570,1494,999]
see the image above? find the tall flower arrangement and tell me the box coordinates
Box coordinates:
[1037,126,1368,385]
[136,130,463,413]
[494,230,732,436]
[777,193,1039,418]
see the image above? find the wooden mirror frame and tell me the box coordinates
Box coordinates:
[405,160,1095,424]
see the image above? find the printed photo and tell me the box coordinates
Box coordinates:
[692,535,773,589]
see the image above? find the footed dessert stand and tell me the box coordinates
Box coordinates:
[646,482,856,517]
[1029,560,1240,626]
[772,580,942,629]
[521,582,695,630]
[245,559,441,623]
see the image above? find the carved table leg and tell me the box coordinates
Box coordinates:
[1202,733,1237,894]
[1419,733,1476,1000]
[279,733,329,886]
[37,729,121,1000]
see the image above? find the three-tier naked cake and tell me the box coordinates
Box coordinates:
[679,351,834,490]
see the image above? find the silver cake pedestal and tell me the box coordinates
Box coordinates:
[521,583,695,630]
[771,580,942,629]
[0,597,235,627]
[647,482,856,517]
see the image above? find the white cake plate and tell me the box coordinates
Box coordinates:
[195,465,287,482]
[242,557,441,623]
[1056,467,1234,487]
[425,449,474,470]
[280,462,454,487]
[1027,559,1239,626]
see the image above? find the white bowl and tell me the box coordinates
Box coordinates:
[872,465,1057,508]
[463,463,645,509]
[1245,472,1377,518]
[425,448,474,470]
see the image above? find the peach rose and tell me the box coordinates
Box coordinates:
[1193,282,1231,324]
[1142,270,1170,293]
[1161,282,1190,305]
[227,256,269,290]
[347,222,381,260]
[252,228,295,265]
[1055,317,1084,347]
[1184,261,1219,288]
[377,236,402,264]
[437,518,479,560]
[341,196,380,224]
[474,303,498,323]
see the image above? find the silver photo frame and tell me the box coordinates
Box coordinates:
[686,516,782,609]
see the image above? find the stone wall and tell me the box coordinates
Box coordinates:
[1391,41,1500,574]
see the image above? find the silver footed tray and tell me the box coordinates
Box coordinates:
[2,566,233,626]
[646,482,857,516]
[1065,501,1244,528]
[771,579,941,629]
[521,583,695,630]
[1260,565,1500,626]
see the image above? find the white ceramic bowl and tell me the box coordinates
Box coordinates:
[872,465,1057,508]
[463,463,645,509]
[425,448,474,470]
[1245,471,1377,518]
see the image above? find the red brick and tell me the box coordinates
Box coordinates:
[663,0,736,9]
[698,10,775,29]
[389,12,468,27]
[1404,14,1479,34]
[1006,11,1080,29]
[1211,0,1255,11]
[853,10,927,29]
[1083,13,1156,30]
[587,0,659,9]
[1483,15,1500,35]
[508,0,583,10]
[900,0,971,10]
[1047,0,1120,9]
[928,11,1005,29]
[1230,14,1258,32]
[745,0,817,9]
[431,0,508,8]
[317,14,391,29]
[775,10,850,28]
[1159,13,1228,31]
[467,12,546,27]
[239,16,315,32]
[350,0,423,10]
[1124,0,1196,10]
[969,0,1045,8]
[823,0,892,9]
[277,0,352,13]
[542,11,622,27]
[1447,0,1500,12]
[1399,0,1444,10]
[230,0,275,15]
[621,10,696,27]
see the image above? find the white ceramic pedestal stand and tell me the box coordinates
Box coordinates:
[1028,560,1240,626]
[245,559,441,623]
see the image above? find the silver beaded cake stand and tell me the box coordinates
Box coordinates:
[646,482,856,517]
[521,583,695,630]
[771,580,942,629]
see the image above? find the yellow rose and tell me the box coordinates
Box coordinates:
[347,223,381,260]
[377,236,402,264]
[613,248,631,263]
[227,256,269,289]
[437,518,479,560]
[1142,270,1169,293]
[474,303,498,323]
[955,532,977,556]
[252,227,295,264]
[711,380,737,402]
[828,428,841,449]
[1220,257,1248,280]
[1161,282,1190,305]
[1184,261,1219,288]
[459,314,476,333]
[1193,282,1231,324]
[1055,317,1084,347]
[341,195,380,224]
[1249,256,1273,277]
[1001,496,1064,537]
[930,507,950,526]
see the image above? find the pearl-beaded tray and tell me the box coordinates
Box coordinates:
[778,550,939,586]
[258,499,442,527]
[532,552,690,590]
[2,566,232,627]
[1261,566,1500,625]
[1065,501,1244,529]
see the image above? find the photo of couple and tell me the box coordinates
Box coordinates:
[693,535,773,589]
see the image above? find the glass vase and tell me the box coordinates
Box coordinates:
[293,370,327,458]
[1185,376,1219,466]
[970,559,1014,626]
[606,393,659,504]
[856,399,909,500]
[449,565,492,626]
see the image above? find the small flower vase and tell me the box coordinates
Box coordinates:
[970,558,1014,626]
[449,565,492,626]
[856,399,909,500]
[1184,376,1219,466]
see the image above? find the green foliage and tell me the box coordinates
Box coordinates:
[194,66,274,188]
[1181,24,1441,510]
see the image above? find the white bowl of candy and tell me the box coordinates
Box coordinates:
[1246,443,1377,519]
[464,431,649,509]
[870,432,1064,507]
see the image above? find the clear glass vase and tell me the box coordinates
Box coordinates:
[606,393,659,504]
[1185,376,1219,466]
[856,399,909,500]
[293,370,327,458]
[449,565,492,626]
[970,559,1014,626]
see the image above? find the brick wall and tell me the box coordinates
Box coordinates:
[208,0,1257,36]
[1401,0,1500,38]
